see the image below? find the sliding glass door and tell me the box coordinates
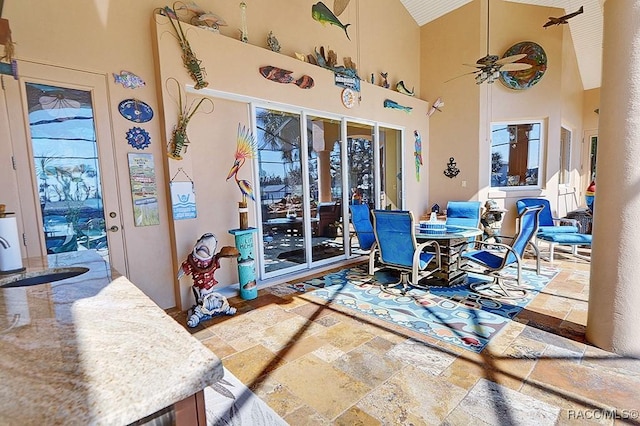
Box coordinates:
[255,105,404,279]
[307,115,346,264]
[256,108,307,275]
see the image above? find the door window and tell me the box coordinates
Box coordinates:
[25,82,109,257]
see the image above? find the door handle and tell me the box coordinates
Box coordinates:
[108,225,119,232]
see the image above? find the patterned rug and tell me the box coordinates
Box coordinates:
[291,264,559,353]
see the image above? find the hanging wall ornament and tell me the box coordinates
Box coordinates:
[444,157,460,178]
[126,126,151,150]
[414,131,423,181]
[166,78,214,160]
[113,70,146,89]
[157,5,208,89]
[118,99,154,123]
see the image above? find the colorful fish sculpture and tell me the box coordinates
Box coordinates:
[414,130,423,182]
[396,80,415,96]
[312,2,351,41]
[259,66,314,89]
[383,99,412,113]
[113,70,146,89]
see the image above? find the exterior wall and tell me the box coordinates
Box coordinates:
[2,0,423,309]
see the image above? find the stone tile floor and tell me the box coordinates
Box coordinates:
[170,249,640,425]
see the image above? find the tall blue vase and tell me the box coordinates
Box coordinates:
[228,227,258,300]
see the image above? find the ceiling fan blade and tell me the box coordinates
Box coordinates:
[501,63,533,72]
[463,63,485,68]
[495,53,527,65]
[444,70,479,83]
[333,0,351,16]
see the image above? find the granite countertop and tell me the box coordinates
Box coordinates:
[0,251,223,425]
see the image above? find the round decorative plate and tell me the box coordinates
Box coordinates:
[126,126,151,150]
[341,88,356,108]
[499,41,547,90]
[118,98,154,123]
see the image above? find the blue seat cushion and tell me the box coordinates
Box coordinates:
[537,233,592,245]
[419,252,436,270]
[462,250,504,269]
[538,225,579,234]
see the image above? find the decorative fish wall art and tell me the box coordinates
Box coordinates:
[312,1,351,41]
[396,80,415,96]
[259,66,314,89]
[383,99,412,113]
[113,70,146,89]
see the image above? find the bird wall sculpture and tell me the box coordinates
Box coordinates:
[226,124,257,203]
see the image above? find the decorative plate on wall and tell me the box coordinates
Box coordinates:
[499,41,547,90]
[126,126,151,150]
[118,99,154,123]
[341,88,356,108]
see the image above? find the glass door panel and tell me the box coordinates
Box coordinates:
[25,82,109,258]
[346,121,375,254]
[5,62,126,274]
[307,115,345,263]
[379,126,403,210]
[346,122,375,209]
[256,107,306,274]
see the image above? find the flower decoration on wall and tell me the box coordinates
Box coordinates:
[126,127,151,150]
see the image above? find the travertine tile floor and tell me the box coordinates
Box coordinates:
[170,249,640,425]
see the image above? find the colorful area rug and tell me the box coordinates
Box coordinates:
[291,264,559,353]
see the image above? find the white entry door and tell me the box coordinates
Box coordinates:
[2,62,127,274]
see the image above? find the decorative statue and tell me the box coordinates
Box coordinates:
[481,200,506,244]
[177,233,239,327]
[380,72,389,89]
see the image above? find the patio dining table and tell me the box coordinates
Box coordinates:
[415,224,483,286]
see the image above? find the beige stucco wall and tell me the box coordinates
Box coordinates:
[421,1,482,212]
[2,0,424,309]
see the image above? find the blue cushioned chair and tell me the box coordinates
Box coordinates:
[349,204,379,274]
[371,210,441,294]
[459,205,543,300]
[515,198,579,235]
[446,201,482,248]
[445,201,482,228]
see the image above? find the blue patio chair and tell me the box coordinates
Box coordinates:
[515,198,579,235]
[446,201,482,248]
[459,205,543,300]
[349,204,379,274]
[445,201,482,228]
[371,209,441,294]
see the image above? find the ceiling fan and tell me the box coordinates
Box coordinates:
[448,0,532,84]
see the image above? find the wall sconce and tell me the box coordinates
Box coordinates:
[444,157,460,178]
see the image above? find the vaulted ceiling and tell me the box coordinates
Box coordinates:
[400,0,602,90]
